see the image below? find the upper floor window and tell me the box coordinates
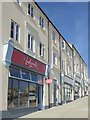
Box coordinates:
[28,3,33,18]
[67,64,69,75]
[39,16,44,29]
[40,43,44,57]
[10,20,19,41]
[53,52,57,65]
[61,41,65,49]
[28,33,34,51]
[52,31,55,41]
[62,60,65,70]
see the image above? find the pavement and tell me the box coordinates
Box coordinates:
[19,96,88,118]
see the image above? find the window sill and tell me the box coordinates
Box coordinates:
[39,25,46,33]
[27,14,35,21]
[27,48,35,55]
[52,41,58,48]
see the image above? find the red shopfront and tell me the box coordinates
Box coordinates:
[8,48,46,110]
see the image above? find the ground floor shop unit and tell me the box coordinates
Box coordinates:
[1,42,61,118]
[74,75,82,100]
[61,75,74,104]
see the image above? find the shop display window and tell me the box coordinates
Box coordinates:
[19,81,28,108]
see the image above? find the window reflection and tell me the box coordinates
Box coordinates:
[8,79,12,108]
[19,81,28,108]
[37,75,43,84]
[31,73,38,82]
[10,67,21,78]
[12,80,18,108]
[21,70,30,80]
[28,83,36,107]
[8,79,18,108]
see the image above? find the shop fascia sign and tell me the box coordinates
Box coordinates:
[11,48,46,75]
[2,40,14,67]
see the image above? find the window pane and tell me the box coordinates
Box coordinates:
[40,43,42,56]
[10,30,14,38]
[28,4,30,14]
[37,75,43,84]
[8,79,13,108]
[12,80,18,108]
[31,73,38,82]
[28,34,30,48]
[11,21,14,30]
[19,81,28,108]
[28,83,36,107]
[31,7,33,17]
[39,16,41,26]
[10,67,21,78]
[21,70,30,80]
[16,25,19,41]
[42,18,44,28]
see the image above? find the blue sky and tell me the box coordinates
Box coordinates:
[38,2,88,65]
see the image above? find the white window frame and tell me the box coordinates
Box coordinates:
[28,3,34,18]
[28,33,34,51]
[52,31,56,42]
[40,43,44,57]
[10,20,20,41]
[53,52,57,65]
[39,16,44,29]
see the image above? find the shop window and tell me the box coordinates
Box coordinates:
[8,79,19,108]
[28,83,36,107]
[9,67,21,78]
[8,79,12,108]
[28,3,33,18]
[21,70,30,80]
[10,20,20,41]
[19,81,28,108]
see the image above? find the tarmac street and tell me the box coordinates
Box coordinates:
[19,96,88,118]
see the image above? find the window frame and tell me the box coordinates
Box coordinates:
[10,20,20,41]
[53,52,57,65]
[28,32,34,51]
[39,43,44,57]
[61,41,65,49]
[28,3,34,18]
[52,31,56,42]
[39,16,44,29]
